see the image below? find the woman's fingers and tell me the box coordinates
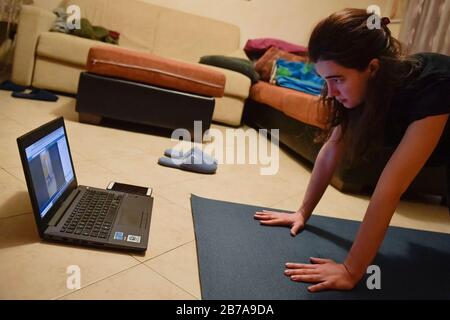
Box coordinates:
[285,263,316,269]
[290,221,304,236]
[290,274,321,283]
[253,214,274,221]
[284,268,318,276]
[255,210,275,214]
[308,282,330,292]
[310,257,333,264]
[259,219,283,226]
[255,211,303,232]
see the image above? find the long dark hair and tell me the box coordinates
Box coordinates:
[308,8,420,165]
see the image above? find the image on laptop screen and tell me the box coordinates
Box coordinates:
[24,126,75,219]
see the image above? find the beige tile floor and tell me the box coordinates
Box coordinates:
[0,90,448,300]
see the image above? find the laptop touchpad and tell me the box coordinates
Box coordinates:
[117,197,145,228]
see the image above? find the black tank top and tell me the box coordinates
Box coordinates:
[386,52,450,166]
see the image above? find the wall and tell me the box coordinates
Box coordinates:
[31,0,404,47]
[32,0,64,11]
[141,0,401,47]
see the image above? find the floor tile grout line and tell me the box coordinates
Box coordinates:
[1,167,26,186]
[145,266,199,300]
[81,156,209,188]
[0,112,25,126]
[52,239,197,299]
[129,253,145,264]
[0,212,33,221]
[153,192,196,214]
[267,194,300,210]
[151,175,210,191]
[54,240,200,300]
[133,239,195,263]
[52,260,144,300]
[143,259,199,300]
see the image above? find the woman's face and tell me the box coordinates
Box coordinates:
[315,59,378,109]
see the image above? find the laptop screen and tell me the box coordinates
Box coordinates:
[24,126,75,219]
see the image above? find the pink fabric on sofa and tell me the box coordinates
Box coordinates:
[244,38,307,59]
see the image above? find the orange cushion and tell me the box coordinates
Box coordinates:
[86,46,226,97]
[250,81,285,113]
[250,81,327,129]
[283,91,328,129]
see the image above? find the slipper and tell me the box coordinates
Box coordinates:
[164,146,217,164]
[0,80,27,92]
[158,152,217,174]
[11,89,58,102]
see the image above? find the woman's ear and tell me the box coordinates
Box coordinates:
[368,58,380,77]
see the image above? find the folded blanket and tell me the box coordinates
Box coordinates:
[199,55,259,84]
[72,18,119,44]
[274,59,324,95]
[50,7,120,45]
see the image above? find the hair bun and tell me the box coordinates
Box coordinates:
[381,17,391,26]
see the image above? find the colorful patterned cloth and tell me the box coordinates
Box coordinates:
[274,59,324,95]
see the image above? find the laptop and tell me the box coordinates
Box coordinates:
[17,117,153,251]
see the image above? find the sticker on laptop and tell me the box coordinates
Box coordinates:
[127,235,141,243]
[114,232,124,241]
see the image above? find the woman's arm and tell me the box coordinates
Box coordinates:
[299,125,345,219]
[254,125,345,235]
[286,114,449,292]
[344,113,449,281]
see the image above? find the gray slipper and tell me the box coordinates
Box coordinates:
[164,146,217,164]
[158,152,217,174]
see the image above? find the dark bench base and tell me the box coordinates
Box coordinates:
[76,72,215,142]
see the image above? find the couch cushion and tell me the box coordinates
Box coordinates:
[33,56,85,94]
[282,89,328,129]
[63,0,161,51]
[250,81,327,128]
[250,81,285,113]
[37,32,119,67]
[87,46,226,97]
[202,65,251,99]
[153,9,240,63]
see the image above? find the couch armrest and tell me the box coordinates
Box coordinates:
[11,5,55,86]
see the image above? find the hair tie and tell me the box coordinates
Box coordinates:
[381,17,391,26]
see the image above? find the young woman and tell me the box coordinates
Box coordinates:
[254,8,450,292]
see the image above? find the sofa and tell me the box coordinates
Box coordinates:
[244,80,449,200]
[11,0,251,126]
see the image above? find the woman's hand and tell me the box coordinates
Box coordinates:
[254,210,306,236]
[284,257,357,292]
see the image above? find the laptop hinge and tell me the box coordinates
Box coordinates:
[48,189,81,227]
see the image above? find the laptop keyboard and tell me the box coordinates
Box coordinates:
[60,189,123,239]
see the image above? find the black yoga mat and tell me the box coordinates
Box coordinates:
[191,195,450,300]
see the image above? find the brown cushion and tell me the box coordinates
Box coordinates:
[86,46,226,97]
[254,47,307,81]
[250,81,327,129]
[283,90,328,129]
[250,81,285,113]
